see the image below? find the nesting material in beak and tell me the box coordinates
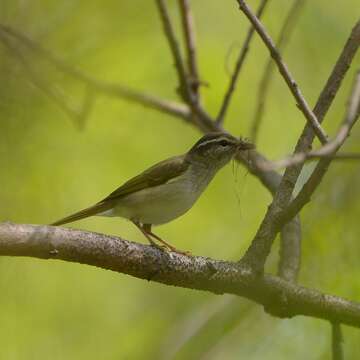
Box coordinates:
[238,138,255,151]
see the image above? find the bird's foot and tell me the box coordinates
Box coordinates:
[150,240,191,256]
[166,245,192,257]
[149,233,192,256]
[147,238,167,251]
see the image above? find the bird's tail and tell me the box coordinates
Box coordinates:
[50,202,112,226]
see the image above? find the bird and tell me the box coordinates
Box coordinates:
[51,132,254,254]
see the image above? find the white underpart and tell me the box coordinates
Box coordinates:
[99,164,218,225]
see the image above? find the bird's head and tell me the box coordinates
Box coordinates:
[187,132,254,167]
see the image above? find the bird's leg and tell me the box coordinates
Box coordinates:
[143,224,191,256]
[132,221,166,250]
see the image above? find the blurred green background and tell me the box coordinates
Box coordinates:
[0,0,359,358]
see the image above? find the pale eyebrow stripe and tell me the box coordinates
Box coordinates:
[196,137,236,149]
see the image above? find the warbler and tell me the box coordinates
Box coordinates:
[51,132,254,254]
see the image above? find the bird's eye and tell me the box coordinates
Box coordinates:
[219,140,229,147]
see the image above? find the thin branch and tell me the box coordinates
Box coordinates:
[216,0,270,124]
[0,24,191,123]
[239,20,360,273]
[250,0,305,142]
[332,322,344,360]
[155,0,192,103]
[154,1,217,131]
[279,70,360,226]
[179,0,200,96]
[236,0,328,144]
[258,150,360,172]
[325,152,360,160]
[1,222,360,328]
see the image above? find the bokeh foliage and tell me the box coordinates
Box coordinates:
[0,0,359,358]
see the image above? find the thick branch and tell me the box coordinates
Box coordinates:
[236,0,328,144]
[216,0,270,124]
[250,0,305,141]
[1,222,360,328]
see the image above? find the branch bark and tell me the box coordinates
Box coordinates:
[1,222,360,328]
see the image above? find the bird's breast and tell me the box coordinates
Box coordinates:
[112,166,215,225]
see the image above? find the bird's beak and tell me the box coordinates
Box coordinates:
[237,138,255,151]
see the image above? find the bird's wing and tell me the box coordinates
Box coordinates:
[100,155,189,202]
[51,155,189,226]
